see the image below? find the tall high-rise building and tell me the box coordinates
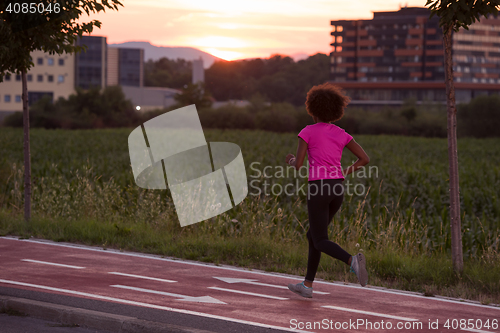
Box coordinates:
[330,7,500,105]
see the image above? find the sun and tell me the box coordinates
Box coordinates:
[205,48,244,61]
[192,36,248,61]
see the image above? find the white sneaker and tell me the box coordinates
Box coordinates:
[288,282,313,298]
[350,253,368,287]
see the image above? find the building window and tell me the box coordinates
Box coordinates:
[37,75,43,82]
[5,74,11,81]
[16,75,21,81]
[48,75,54,82]
[58,75,64,83]
[4,95,11,102]
[15,95,21,103]
[48,58,54,66]
[37,58,43,65]
[58,59,64,66]
[27,74,33,82]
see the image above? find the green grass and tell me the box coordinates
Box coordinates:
[0,128,499,304]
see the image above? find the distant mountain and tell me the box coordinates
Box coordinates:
[109,41,223,68]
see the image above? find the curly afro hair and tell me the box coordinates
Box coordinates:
[305,83,350,123]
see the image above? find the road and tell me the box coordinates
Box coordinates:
[0,237,499,332]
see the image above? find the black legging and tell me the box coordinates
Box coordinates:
[305,179,351,282]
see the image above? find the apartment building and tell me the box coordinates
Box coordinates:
[0,50,75,112]
[330,7,500,105]
[1,36,145,113]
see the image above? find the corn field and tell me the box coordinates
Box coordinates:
[0,128,498,259]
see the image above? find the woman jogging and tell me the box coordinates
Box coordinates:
[285,83,370,298]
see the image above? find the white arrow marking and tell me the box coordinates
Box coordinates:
[110,285,225,304]
[208,287,288,300]
[108,272,176,283]
[214,277,329,295]
[21,259,85,269]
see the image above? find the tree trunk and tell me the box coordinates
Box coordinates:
[22,70,31,222]
[443,24,463,273]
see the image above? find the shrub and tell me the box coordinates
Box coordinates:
[254,103,297,132]
[3,112,23,127]
[198,105,255,130]
[458,95,500,138]
[2,86,139,129]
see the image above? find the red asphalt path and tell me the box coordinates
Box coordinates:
[0,237,499,333]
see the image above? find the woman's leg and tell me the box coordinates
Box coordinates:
[304,229,322,283]
[305,180,351,283]
[327,194,351,265]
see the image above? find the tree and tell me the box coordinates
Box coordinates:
[0,0,123,221]
[144,57,192,88]
[425,0,499,273]
[174,83,213,109]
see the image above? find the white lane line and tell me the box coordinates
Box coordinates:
[208,286,289,300]
[110,284,224,304]
[6,238,499,311]
[0,279,310,333]
[214,277,330,295]
[322,305,419,322]
[21,259,85,269]
[108,272,176,283]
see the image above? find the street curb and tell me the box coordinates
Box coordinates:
[0,295,215,333]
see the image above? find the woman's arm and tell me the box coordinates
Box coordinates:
[342,139,370,176]
[285,137,307,170]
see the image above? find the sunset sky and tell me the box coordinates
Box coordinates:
[82,0,428,61]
